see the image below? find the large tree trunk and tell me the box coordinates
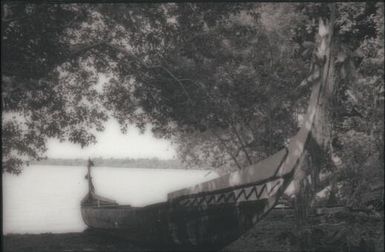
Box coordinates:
[289,4,338,223]
[311,5,337,158]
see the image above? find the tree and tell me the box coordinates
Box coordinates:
[290,2,384,211]
[100,3,308,171]
[2,3,109,173]
[2,1,383,187]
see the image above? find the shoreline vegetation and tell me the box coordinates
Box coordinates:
[31,158,211,170]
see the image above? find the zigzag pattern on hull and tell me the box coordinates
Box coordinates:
[176,178,284,208]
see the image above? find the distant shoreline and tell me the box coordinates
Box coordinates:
[31,158,211,170]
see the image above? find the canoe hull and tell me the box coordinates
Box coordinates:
[81,197,280,249]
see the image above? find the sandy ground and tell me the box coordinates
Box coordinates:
[4,208,384,252]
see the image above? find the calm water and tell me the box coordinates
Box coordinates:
[2,165,218,234]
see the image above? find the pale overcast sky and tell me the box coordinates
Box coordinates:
[45,119,176,159]
[46,74,176,160]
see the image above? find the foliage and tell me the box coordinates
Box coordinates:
[2,3,111,174]
[293,2,384,208]
[100,3,308,171]
[331,2,384,207]
[2,1,383,196]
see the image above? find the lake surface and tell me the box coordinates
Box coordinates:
[3,165,218,234]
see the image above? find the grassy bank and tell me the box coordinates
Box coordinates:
[4,208,383,252]
[225,208,384,252]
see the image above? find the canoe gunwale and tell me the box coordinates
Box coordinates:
[81,200,169,210]
[169,148,290,204]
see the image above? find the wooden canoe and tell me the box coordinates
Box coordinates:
[81,148,291,248]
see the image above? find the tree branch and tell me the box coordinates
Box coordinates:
[68,39,112,58]
[211,129,243,170]
[104,43,193,102]
[230,123,253,165]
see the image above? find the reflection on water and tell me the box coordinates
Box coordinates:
[3,165,218,234]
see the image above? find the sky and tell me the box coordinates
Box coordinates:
[45,119,176,160]
[45,73,176,160]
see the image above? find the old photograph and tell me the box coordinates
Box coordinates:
[2,2,384,251]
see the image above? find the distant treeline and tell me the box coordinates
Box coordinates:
[32,158,209,170]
